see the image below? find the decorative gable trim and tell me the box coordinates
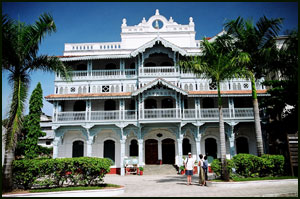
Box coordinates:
[132,78,188,96]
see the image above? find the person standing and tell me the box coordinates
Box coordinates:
[184,152,195,185]
[203,155,208,181]
[198,154,206,186]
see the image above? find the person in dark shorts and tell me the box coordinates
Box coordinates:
[203,155,208,181]
[184,152,195,185]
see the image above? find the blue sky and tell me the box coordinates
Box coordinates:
[2,2,298,119]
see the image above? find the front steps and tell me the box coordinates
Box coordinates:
[143,164,178,175]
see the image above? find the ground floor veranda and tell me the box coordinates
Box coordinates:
[53,122,257,175]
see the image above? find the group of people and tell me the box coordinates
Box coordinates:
[183,152,208,186]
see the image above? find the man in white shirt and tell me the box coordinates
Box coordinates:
[184,152,196,185]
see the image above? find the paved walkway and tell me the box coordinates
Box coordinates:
[2,175,298,197]
[104,174,298,197]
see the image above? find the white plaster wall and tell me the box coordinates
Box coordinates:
[58,130,87,158]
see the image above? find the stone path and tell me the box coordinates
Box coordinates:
[104,174,298,197]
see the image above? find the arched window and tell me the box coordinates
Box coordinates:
[205,138,217,159]
[72,140,84,157]
[74,100,86,111]
[182,138,191,155]
[105,63,117,70]
[130,139,138,156]
[104,140,115,163]
[145,99,157,109]
[202,98,214,108]
[161,98,174,108]
[236,137,249,154]
[104,100,116,111]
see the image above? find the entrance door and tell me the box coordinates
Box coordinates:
[145,139,158,164]
[162,138,175,164]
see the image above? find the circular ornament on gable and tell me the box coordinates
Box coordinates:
[157,133,163,137]
[152,19,164,30]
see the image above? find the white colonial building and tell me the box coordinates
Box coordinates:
[45,10,268,175]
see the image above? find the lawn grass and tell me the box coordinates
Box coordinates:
[211,176,298,182]
[29,184,121,193]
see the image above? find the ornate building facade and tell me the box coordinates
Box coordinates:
[45,10,268,175]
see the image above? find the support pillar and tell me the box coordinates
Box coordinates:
[138,139,144,166]
[177,134,183,166]
[227,123,238,158]
[158,140,162,164]
[120,136,126,176]
[53,135,61,159]
[86,131,94,157]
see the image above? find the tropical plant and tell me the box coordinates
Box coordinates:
[224,16,283,156]
[2,13,71,192]
[180,37,250,180]
[23,82,45,159]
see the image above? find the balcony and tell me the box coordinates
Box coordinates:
[54,108,254,123]
[56,69,136,80]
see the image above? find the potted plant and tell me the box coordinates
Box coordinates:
[139,167,144,175]
[179,165,185,175]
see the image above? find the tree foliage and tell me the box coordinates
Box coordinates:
[2,13,71,192]
[23,82,45,159]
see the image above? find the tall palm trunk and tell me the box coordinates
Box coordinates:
[2,76,27,192]
[217,82,228,180]
[251,74,264,156]
[2,149,15,191]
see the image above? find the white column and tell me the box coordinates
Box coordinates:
[120,137,126,176]
[87,132,93,157]
[177,134,183,166]
[87,60,92,76]
[53,135,61,159]
[175,93,178,118]
[158,140,162,162]
[196,136,201,174]
[138,139,144,166]
[229,126,236,158]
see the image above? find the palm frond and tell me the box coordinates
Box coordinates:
[25,55,72,81]
[24,13,56,59]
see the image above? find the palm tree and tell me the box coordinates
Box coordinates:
[180,37,250,180]
[224,16,283,156]
[2,13,71,192]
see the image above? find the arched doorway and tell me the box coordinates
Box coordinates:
[72,140,84,157]
[236,137,249,154]
[162,138,175,164]
[130,139,138,156]
[145,139,158,164]
[182,138,191,155]
[104,140,115,163]
[205,138,217,159]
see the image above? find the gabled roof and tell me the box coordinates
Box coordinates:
[131,37,188,57]
[132,78,188,96]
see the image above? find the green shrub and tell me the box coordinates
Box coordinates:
[232,154,262,177]
[260,154,285,176]
[211,158,234,178]
[232,154,285,178]
[211,159,221,176]
[13,157,111,190]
